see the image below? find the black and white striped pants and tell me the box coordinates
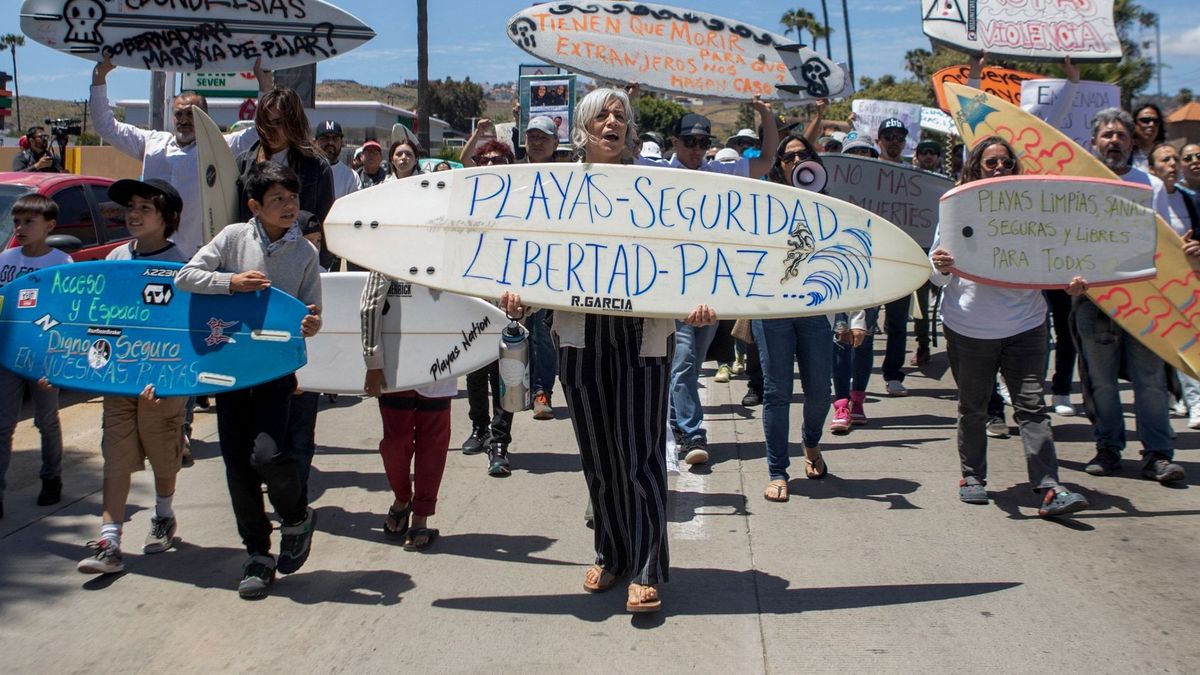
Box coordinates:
[558,315,673,585]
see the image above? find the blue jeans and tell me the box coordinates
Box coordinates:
[1073,299,1173,458]
[670,321,719,442]
[0,367,63,499]
[753,317,833,481]
[832,307,878,399]
[529,309,557,396]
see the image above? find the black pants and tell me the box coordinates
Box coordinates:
[742,338,763,395]
[215,375,308,557]
[559,315,672,585]
[465,363,514,447]
[707,320,736,363]
[1044,289,1076,396]
[912,281,933,350]
[287,390,320,502]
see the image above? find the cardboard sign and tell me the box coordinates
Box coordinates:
[921,107,959,137]
[923,0,1122,63]
[932,64,1041,112]
[1020,78,1121,150]
[851,99,922,155]
[505,1,844,102]
[823,154,954,249]
[938,175,1157,288]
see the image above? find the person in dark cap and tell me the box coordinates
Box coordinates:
[315,120,361,199]
[875,116,914,395]
[914,139,944,174]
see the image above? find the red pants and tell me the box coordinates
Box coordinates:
[377,392,451,517]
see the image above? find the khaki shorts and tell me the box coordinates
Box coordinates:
[101,395,188,478]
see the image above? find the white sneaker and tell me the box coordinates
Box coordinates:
[1173,398,1189,417]
[1190,407,1200,430]
[885,380,908,397]
[1052,394,1076,416]
[997,381,1012,405]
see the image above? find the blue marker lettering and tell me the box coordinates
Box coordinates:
[462,232,494,281]
[526,171,552,220]
[585,242,608,293]
[676,188,697,230]
[585,172,614,219]
[698,191,722,230]
[549,170,574,220]
[467,173,507,217]
[522,239,543,287]
[738,249,772,298]
[726,190,745,233]
[608,244,630,295]
[544,243,562,292]
[814,202,839,241]
[494,174,521,219]
[766,194,790,235]
[567,242,585,291]
[675,242,709,294]
[658,186,677,228]
[633,244,658,296]
[711,247,740,296]
[631,175,656,228]
[750,193,761,235]
[497,237,519,286]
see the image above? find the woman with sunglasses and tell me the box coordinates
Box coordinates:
[499,87,715,613]
[1130,103,1167,173]
[928,136,1090,517]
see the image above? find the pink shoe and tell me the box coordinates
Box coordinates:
[830,399,851,433]
[849,390,868,425]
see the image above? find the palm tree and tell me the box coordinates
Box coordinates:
[416,0,430,150]
[780,8,819,48]
[818,0,832,58]
[1,34,23,130]
[840,0,854,85]
[904,48,932,80]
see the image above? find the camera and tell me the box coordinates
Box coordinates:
[45,117,83,140]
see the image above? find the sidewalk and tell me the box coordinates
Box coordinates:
[1,343,1197,673]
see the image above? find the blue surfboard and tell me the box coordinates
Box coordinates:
[0,260,309,397]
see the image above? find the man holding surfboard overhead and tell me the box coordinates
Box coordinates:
[1073,109,1186,486]
[89,56,274,259]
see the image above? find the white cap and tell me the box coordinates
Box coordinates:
[714,148,741,163]
[640,141,662,159]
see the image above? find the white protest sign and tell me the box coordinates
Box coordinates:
[852,99,922,155]
[1020,78,1120,149]
[823,154,954,249]
[921,107,959,137]
[922,0,1122,62]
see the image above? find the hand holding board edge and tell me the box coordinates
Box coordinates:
[506,1,843,103]
[943,82,1200,380]
[937,175,1156,288]
[324,164,931,320]
[19,0,375,72]
[0,261,309,397]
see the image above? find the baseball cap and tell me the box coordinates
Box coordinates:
[916,139,944,154]
[362,140,382,152]
[316,120,343,137]
[714,148,741,163]
[878,117,909,137]
[107,178,184,215]
[640,141,663,160]
[674,113,712,137]
[725,128,758,147]
[817,135,843,151]
[526,116,558,137]
[842,137,880,158]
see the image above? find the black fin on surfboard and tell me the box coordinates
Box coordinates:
[776,43,807,53]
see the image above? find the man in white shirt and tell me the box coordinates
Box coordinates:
[90,56,271,258]
[315,120,361,200]
[1075,108,1185,485]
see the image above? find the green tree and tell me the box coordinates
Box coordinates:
[781,8,825,50]
[903,48,933,81]
[1176,88,1194,107]
[632,94,688,139]
[426,77,486,133]
[735,103,757,131]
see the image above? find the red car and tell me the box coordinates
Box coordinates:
[0,172,130,261]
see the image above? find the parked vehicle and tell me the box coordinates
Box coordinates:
[0,172,129,261]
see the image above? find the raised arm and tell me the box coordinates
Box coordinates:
[89,56,153,160]
[748,96,779,179]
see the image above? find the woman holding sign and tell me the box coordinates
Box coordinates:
[928,137,1090,518]
[500,88,714,614]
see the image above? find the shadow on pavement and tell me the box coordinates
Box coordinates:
[668,490,748,522]
[871,413,956,430]
[1059,458,1197,488]
[789,476,922,509]
[432,567,1021,619]
[510,451,582,475]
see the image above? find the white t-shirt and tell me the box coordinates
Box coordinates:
[1118,166,1171,222]
[0,247,72,287]
[331,161,361,200]
[1165,189,1193,237]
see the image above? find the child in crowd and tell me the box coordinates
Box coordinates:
[176,161,323,599]
[77,180,189,574]
[0,195,71,519]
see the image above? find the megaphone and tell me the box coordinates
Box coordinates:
[790,161,828,193]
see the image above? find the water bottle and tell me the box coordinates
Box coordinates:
[498,320,530,413]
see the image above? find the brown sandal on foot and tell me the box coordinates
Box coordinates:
[763,479,789,502]
[626,583,662,613]
[804,448,828,479]
[583,565,617,593]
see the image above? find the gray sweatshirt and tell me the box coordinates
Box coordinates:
[176,219,322,309]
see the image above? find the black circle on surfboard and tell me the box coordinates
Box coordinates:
[206,164,217,188]
[962,226,974,238]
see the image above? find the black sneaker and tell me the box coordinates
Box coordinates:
[143,515,178,554]
[985,417,1009,439]
[1038,485,1089,517]
[277,508,317,574]
[1141,453,1186,484]
[77,539,125,574]
[36,477,62,506]
[741,389,762,407]
[238,555,276,600]
[682,436,709,465]
[487,443,511,477]
[462,424,489,455]
[1085,449,1122,476]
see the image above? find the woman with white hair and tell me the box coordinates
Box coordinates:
[500,88,714,613]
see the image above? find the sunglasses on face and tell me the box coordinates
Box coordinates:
[880,133,906,143]
[779,150,817,163]
[918,149,940,156]
[473,154,509,165]
[982,156,1016,171]
[1137,116,1160,125]
[679,136,712,150]
[1182,153,1200,163]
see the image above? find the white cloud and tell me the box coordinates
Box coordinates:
[1163,24,1200,57]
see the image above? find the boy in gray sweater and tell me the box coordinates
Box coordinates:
[176,161,323,599]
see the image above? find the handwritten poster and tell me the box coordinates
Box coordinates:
[932,64,1041,112]
[505,1,843,102]
[851,99,923,155]
[1021,78,1121,150]
[923,0,1122,62]
[823,154,953,248]
[519,73,575,146]
[921,107,959,137]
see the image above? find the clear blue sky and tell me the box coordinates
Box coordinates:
[2,1,1196,103]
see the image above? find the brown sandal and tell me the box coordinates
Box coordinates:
[763,479,789,502]
[626,583,662,613]
[583,565,617,593]
[804,448,828,479]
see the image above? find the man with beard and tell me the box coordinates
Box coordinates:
[1073,108,1184,485]
[11,126,63,173]
[315,120,361,199]
[90,56,271,257]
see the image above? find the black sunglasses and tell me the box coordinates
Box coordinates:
[1183,153,1200,163]
[917,148,939,155]
[473,154,509,165]
[880,132,907,142]
[678,136,712,150]
[1136,116,1160,124]
[779,149,817,163]
[982,156,1016,170]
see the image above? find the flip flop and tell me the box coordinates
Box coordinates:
[384,503,411,538]
[403,527,439,552]
[763,480,789,502]
[583,565,618,593]
[626,583,662,613]
[804,451,828,480]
